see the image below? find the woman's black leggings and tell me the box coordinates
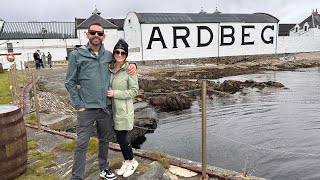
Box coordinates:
[114,130,133,160]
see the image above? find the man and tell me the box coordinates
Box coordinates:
[65,23,136,180]
[33,50,40,69]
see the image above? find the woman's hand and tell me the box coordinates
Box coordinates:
[107,89,114,97]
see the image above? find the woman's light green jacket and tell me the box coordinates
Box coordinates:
[109,62,139,130]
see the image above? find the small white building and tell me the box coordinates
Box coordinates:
[123,10,279,61]
[0,8,124,69]
[290,9,320,37]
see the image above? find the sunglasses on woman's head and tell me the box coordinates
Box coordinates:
[115,50,127,56]
[88,30,104,36]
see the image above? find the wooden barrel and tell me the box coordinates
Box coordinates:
[0,105,27,180]
[0,63,3,73]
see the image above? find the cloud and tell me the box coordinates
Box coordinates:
[0,0,317,23]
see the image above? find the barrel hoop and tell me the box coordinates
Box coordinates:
[0,158,27,175]
[0,146,28,163]
[0,131,26,145]
[0,116,24,129]
[0,108,21,118]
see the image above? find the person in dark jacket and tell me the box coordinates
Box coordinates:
[47,52,52,68]
[65,23,136,180]
[33,50,40,69]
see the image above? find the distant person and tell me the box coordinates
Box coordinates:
[47,52,52,68]
[107,39,139,178]
[65,23,137,180]
[40,53,46,69]
[41,52,46,67]
[33,50,40,69]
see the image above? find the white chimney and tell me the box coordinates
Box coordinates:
[0,18,4,31]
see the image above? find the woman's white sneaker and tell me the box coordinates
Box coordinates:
[123,160,139,178]
[116,161,129,176]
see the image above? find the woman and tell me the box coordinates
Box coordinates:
[107,39,139,178]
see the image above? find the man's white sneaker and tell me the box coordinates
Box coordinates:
[99,168,116,180]
[116,161,129,176]
[123,159,139,178]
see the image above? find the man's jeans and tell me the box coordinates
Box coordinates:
[70,108,113,180]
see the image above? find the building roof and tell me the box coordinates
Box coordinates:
[75,17,124,30]
[135,12,279,24]
[107,19,124,30]
[77,14,117,29]
[0,22,76,40]
[299,12,320,28]
[279,24,296,36]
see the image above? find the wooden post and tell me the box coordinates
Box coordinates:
[20,61,25,84]
[201,80,207,180]
[10,65,17,104]
[7,67,14,103]
[13,63,19,102]
[32,70,41,131]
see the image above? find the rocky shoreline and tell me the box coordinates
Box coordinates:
[23,51,320,179]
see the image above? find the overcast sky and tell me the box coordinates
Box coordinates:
[0,0,319,23]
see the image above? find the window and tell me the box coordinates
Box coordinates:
[7,43,13,53]
[295,27,298,32]
[128,19,131,24]
[304,26,308,31]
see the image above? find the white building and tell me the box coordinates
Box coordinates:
[289,9,320,37]
[1,8,320,69]
[0,8,124,69]
[123,11,279,61]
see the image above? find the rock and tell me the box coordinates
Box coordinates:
[265,81,285,88]
[169,165,198,178]
[161,170,179,180]
[219,80,241,93]
[149,94,192,111]
[40,113,77,131]
[137,161,165,180]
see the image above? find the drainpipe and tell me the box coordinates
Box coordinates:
[139,22,144,61]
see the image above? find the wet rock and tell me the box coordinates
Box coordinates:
[219,80,241,93]
[40,113,77,131]
[265,81,285,88]
[149,94,192,111]
[138,161,165,180]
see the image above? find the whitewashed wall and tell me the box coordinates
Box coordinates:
[218,23,278,56]
[0,38,79,69]
[277,36,320,53]
[140,23,219,61]
[123,12,143,62]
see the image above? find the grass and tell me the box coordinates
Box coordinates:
[89,166,100,174]
[28,140,38,150]
[150,151,170,169]
[136,165,149,173]
[28,150,56,160]
[0,70,12,104]
[27,113,38,125]
[109,157,123,170]
[56,137,99,156]
[18,146,58,180]
[0,69,31,104]
[27,159,57,176]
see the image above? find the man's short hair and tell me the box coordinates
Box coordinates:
[88,23,103,30]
